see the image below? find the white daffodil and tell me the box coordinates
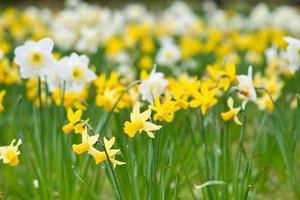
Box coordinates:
[236,66,257,108]
[283,36,300,73]
[57,53,96,92]
[156,38,181,67]
[139,66,168,104]
[14,37,55,79]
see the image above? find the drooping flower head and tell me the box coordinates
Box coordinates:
[72,127,99,155]
[90,137,125,167]
[221,97,242,125]
[14,37,55,79]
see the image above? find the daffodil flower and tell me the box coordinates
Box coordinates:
[14,37,55,79]
[283,36,300,73]
[0,139,22,166]
[150,96,179,122]
[190,83,218,115]
[63,108,85,134]
[235,66,257,108]
[139,67,168,105]
[72,127,99,155]
[221,97,242,125]
[124,101,162,138]
[89,137,125,167]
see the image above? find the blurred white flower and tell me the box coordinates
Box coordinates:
[249,3,270,29]
[14,37,55,79]
[236,66,257,108]
[56,53,96,92]
[139,66,168,104]
[76,28,100,53]
[156,38,180,66]
[0,50,3,60]
[283,36,300,73]
[33,179,39,188]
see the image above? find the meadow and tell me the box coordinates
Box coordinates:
[0,1,300,199]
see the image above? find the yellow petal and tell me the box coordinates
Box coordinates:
[62,123,74,134]
[72,143,90,154]
[221,110,235,121]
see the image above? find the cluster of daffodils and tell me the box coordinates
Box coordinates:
[0,2,297,113]
[63,108,125,167]
[0,1,300,170]
[12,37,96,109]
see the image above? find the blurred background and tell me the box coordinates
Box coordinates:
[0,0,298,8]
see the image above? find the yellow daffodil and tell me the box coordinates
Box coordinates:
[63,108,85,134]
[124,101,161,138]
[221,97,242,125]
[0,139,22,166]
[0,90,6,112]
[72,127,99,155]
[150,96,179,122]
[89,137,125,167]
[190,83,218,115]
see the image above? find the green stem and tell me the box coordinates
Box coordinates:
[102,142,123,200]
[198,110,214,199]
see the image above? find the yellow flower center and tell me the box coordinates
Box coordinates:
[28,52,44,67]
[5,149,19,166]
[124,121,144,137]
[72,66,86,81]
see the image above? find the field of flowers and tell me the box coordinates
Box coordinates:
[0,0,300,199]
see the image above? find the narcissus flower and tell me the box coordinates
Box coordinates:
[89,137,125,167]
[221,97,242,125]
[190,83,218,115]
[0,90,6,112]
[0,139,22,166]
[14,37,55,79]
[57,53,96,92]
[72,127,99,155]
[124,101,162,138]
[62,108,85,134]
[139,67,168,104]
[235,66,257,108]
[283,36,300,73]
[150,96,179,122]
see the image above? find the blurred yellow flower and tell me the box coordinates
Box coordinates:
[190,83,218,115]
[221,97,242,125]
[150,96,179,122]
[0,90,6,112]
[63,108,85,134]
